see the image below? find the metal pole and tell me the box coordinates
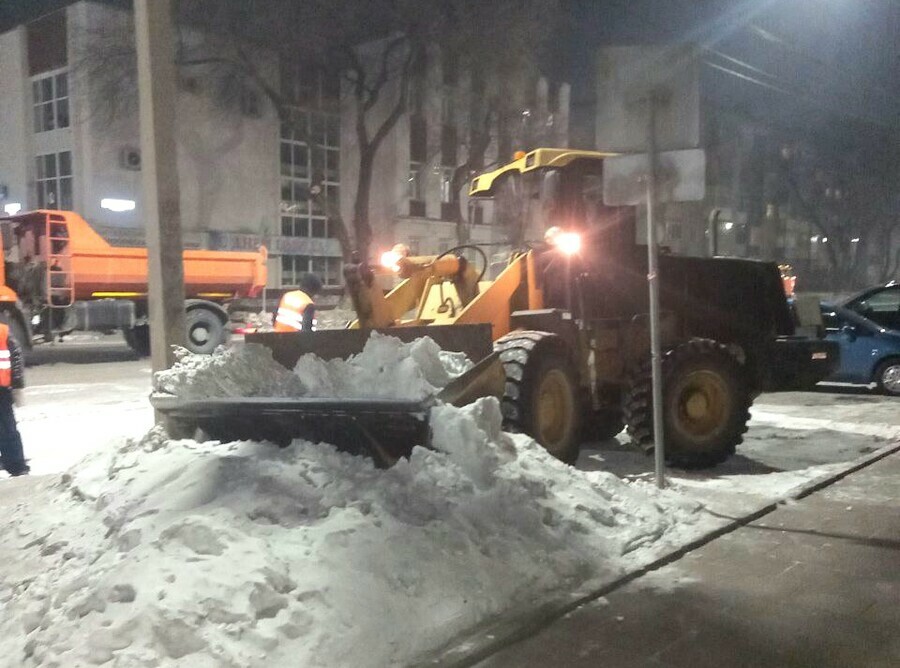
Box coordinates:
[134,0,186,376]
[708,208,721,257]
[646,91,666,489]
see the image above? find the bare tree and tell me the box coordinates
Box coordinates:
[784,145,900,290]
[438,1,562,245]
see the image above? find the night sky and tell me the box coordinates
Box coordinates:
[566,0,899,148]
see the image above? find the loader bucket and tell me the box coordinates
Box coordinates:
[151,324,502,467]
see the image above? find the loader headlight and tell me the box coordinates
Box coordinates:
[556,232,581,255]
[380,243,410,272]
[546,227,581,255]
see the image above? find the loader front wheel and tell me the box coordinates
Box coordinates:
[496,331,581,463]
[623,339,751,469]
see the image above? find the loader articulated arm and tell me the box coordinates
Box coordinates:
[343,247,542,342]
[344,251,481,330]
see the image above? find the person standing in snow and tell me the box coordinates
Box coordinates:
[273,272,323,332]
[0,321,28,477]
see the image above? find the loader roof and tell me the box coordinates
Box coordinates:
[468,148,618,198]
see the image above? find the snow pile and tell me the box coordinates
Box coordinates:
[155,334,471,402]
[153,344,305,400]
[0,399,706,667]
[293,334,471,400]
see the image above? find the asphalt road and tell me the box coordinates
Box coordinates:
[9,336,899,478]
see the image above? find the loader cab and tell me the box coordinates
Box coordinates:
[470,150,639,318]
[470,149,636,260]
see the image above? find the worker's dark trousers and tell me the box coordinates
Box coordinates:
[0,390,26,474]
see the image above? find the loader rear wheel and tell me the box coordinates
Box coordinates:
[496,331,581,463]
[623,339,751,469]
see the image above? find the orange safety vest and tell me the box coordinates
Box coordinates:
[0,324,11,387]
[274,290,314,332]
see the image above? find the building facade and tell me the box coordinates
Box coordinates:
[0,3,572,293]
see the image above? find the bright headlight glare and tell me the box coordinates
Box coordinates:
[380,250,402,271]
[555,231,581,255]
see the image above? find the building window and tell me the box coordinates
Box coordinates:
[35,151,73,210]
[32,71,69,133]
[440,167,456,220]
[408,162,425,217]
[410,113,427,163]
[280,108,339,239]
[281,61,339,110]
[440,124,457,166]
[471,203,484,225]
[281,254,341,287]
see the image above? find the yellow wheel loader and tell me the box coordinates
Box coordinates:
[153,148,838,468]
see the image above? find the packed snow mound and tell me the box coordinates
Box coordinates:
[293,333,472,400]
[154,333,471,402]
[153,344,306,400]
[0,399,705,667]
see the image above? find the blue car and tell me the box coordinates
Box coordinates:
[821,282,900,396]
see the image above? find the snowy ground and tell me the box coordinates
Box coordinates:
[0,337,896,667]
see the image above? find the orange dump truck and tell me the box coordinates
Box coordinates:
[0,210,267,356]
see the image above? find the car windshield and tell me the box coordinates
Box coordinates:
[845,286,900,331]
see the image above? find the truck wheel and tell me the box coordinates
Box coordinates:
[874,358,900,396]
[184,307,226,354]
[495,331,581,463]
[123,325,150,357]
[623,339,751,469]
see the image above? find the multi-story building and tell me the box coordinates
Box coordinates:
[0,2,571,293]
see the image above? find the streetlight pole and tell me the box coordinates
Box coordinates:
[134,0,186,374]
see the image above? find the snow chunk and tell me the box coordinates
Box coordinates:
[153,344,305,400]
[154,334,470,402]
[293,333,472,400]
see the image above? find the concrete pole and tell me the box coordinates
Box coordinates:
[134,0,186,374]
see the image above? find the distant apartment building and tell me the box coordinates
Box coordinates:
[594,45,842,285]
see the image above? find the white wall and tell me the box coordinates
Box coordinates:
[69,2,279,242]
[0,27,32,212]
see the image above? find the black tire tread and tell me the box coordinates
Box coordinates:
[623,338,751,469]
[494,330,580,463]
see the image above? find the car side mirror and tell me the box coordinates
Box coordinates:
[840,324,857,340]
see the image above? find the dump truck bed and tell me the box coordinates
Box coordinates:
[1,210,267,300]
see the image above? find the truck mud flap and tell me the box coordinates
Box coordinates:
[151,395,434,468]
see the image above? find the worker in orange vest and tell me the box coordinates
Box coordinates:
[0,322,28,477]
[273,273,323,332]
